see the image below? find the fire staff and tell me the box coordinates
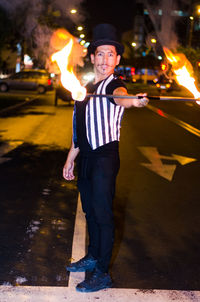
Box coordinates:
[63,23,148,293]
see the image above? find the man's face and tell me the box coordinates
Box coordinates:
[90,45,121,79]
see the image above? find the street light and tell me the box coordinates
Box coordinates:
[80,40,86,45]
[188,16,194,47]
[131,42,136,47]
[77,26,83,31]
[151,38,157,44]
[188,5,200,47]
[80,34,85,39]
[70,9,77,14]
[197,6,200,15]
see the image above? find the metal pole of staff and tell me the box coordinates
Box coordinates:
[86,94,199,102]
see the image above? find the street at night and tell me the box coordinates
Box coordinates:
[0,90,200,301]
[0,0,199,300]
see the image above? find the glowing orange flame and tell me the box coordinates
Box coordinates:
[51,30,86,101]
[163,47,200,105]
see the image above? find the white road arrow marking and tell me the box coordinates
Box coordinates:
[0,141,23,164]
[138,147,197,181]
[171,154,197,165]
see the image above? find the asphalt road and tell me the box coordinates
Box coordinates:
[113,100,200,290]
[0,91,200,292]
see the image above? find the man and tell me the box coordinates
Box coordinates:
[63,24,148,292]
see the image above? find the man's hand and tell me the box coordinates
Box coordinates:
[72,86,86,102]
[113,87,149,108]
[63,141,79,181]
[63,160,75,181]
[134,93,149,107]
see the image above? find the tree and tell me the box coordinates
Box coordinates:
[0,7,11,50]
[0,0,84,70]
[0,6,18,70]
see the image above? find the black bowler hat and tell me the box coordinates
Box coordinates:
[88,23,124,56]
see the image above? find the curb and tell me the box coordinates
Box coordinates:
[0,97,39,116]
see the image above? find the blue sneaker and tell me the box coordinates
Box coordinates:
[76,268,113,292]
[66,254,97,272]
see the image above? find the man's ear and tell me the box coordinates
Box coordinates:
[116,55,121,66]
[90,54,95,64]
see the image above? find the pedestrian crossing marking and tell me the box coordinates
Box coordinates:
[0,285,200,302]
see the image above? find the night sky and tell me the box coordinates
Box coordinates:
[81,0,135,39]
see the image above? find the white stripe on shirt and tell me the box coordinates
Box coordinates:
[85,74,124,150]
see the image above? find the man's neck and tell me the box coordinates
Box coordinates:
[94,72,113,84]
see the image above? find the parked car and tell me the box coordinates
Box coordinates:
[0,69,53,94]
[54,85,73,106]
[154,75,181,92]
[53,74,73,106]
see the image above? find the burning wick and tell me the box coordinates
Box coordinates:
[163,47,200,105]
[51,37,86,101]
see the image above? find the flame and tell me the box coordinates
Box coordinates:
[51,30,86,101]
[163,47,200,105]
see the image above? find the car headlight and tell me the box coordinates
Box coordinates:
[82,72,95,82]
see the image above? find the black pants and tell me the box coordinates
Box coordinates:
[77,154,120,273]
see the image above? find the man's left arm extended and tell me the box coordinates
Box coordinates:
[113,87,149,108]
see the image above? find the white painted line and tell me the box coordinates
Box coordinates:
[68,194,86,288]
[185,102,193,107]
[0,97,38,115]
[147,104,200,137]
[0,286,200,302]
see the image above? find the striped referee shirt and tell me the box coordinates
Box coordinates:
[73,74,125,150]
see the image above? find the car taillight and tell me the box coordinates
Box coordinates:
[156,83,160,88]
[166,83,171,88]
[48,79,52,86]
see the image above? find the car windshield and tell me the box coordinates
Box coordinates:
[9,70,49,79]
[11,72,29,79]
[29,72,49,78]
